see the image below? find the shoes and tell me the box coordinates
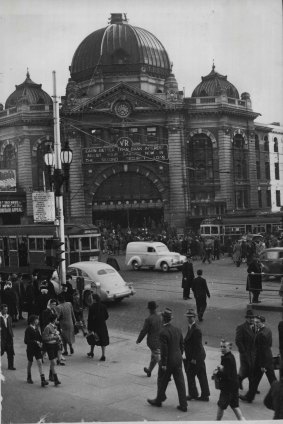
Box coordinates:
[195,396,209,402]
[177,405,187,412]
[198,317,203,322]
[147,399,162,407]
[256,390,260,394]
[99,356,106,361]
[239,395,253,403]
[87,352,94,358]
[144,367,151,377]
[27,377,33,384]
[70,347,74,354]
[186,396,198,401]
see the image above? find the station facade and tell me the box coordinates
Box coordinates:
[0,13,282,232]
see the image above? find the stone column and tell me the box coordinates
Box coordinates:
[166,115,188,230]
[17,138,33,221]
[217,128,234,211]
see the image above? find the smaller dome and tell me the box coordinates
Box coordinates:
[5,70,52,109]
[192,64,239,99]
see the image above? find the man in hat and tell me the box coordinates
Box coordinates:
[235,309,256,393]
[136,301,162,377]
[191,269,210,322]
[147,307,187,412]
[181,256,195,300]
[184,308,210,401]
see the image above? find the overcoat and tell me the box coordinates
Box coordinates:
[0,314,14,355]
[136,311,162,350]
[184,322,206,363]
[255,326,274,369]
[88,302,109,346]
[181,262,195,290]
[246,260,262,292]
[235,321,256,367]
[56,302,75,344]
[159,323,184,368]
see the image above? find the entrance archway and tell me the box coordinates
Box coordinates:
[92,171,164,229]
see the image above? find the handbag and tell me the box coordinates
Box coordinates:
[212,369,221,390]
[86,332,100,346]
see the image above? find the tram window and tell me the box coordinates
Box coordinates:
[70,238,79,251]
[91,237,98,250]
[0,238,3,250]
[81,237,90,251]
[211,226,219,234]
[204,227,210,235]
[37,238,44,251]
[29,238,36,250]
[9,237,17,251]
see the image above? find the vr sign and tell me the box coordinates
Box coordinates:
[116,137,132,149]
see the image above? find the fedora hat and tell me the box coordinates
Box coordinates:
[245,310,254,318]
[185,308,196,317]
[161,307,173,319]
[147,301,158,310]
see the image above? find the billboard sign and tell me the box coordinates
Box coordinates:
[0,169,16,192]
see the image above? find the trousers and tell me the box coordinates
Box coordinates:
[156,364,187,408]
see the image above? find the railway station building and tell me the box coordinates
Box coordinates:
[0,13,282,232]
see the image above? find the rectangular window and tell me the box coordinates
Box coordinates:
[275,163,280,180]
[276,190,281,207]
[146,127,157,143]
[266,190,271,207]
[265,162,270,179]
[9,237,17,251]
[29,238,36,250]
[256,161,261,180]
[128,128,140,143]
[69,238,79,251]
[258,190,262,207]
[81,237,90,251]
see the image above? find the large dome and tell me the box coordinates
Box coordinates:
[5,71,52,109]
[70,13,171,83]
[192,65,239,99]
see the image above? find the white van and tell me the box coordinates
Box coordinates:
[125,241,186,272]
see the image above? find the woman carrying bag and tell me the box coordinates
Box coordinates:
[87,294,109,360]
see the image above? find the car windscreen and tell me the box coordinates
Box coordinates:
[155,245,169,253]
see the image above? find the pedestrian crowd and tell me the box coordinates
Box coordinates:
[137,303,283,420]
[1,271,110,387]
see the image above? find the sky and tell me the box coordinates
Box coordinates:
[1,0,282,124]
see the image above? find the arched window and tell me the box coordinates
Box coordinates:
[187,135,214,181]
[274,137,278,153]
[2,144,16,169]
[264,136,269,152]
[233,134,248,180]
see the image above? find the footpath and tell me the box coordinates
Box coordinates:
[1,322,276,423]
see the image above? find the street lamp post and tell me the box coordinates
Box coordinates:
[44,71,73,286]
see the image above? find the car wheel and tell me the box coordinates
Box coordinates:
[161,262,169,272]
[132,260,140,271]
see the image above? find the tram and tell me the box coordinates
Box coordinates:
[0,223,101,275]
[200,215,283,243]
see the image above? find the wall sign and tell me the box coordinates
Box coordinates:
[82,144,168,164]
[0,200,23,213]
[32,191,55,222]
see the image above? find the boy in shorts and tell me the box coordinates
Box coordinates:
[24,314,48,387]
[216,340,245,421]
[42,312,61,386]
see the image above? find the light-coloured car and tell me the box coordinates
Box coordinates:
[259,247,283,280]
[125,241,186,272]
[67,261,135,303]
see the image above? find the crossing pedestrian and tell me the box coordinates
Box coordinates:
[56,293,76,356]
[87,293,109,361]
[147,307,187,412]
[0,304,15,370]
[235,309,256,392]
[42,312,62,386]
[136,301,162,377]
[183,308,210,401]
[24,314,48,387]
[191,269,210,321]
[181,256,195,300]
[246,258,262,303]
[215,340,245,421]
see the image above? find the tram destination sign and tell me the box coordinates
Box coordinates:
[82,144,168,164]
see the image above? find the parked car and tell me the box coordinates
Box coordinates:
[125,241,186,272]
[259,248,283,280]
[67,261,135,303]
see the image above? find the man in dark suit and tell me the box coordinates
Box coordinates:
[181,256,195,300]
[184,308,210,401]
[191,269,210,321]
[136,301,162,377]
[279,319,283,379]
[147,307,188,412]
[240,315,277,403]
[246,258,262,303]
[235,309,256,392]
[0,303,16,370]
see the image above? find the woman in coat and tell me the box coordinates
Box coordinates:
[56,293,75,356]
[87,293,109,360]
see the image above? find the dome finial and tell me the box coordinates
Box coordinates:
[26,68,30,79]
[212,59,215,72]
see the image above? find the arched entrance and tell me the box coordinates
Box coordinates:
[92,171,164,229]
